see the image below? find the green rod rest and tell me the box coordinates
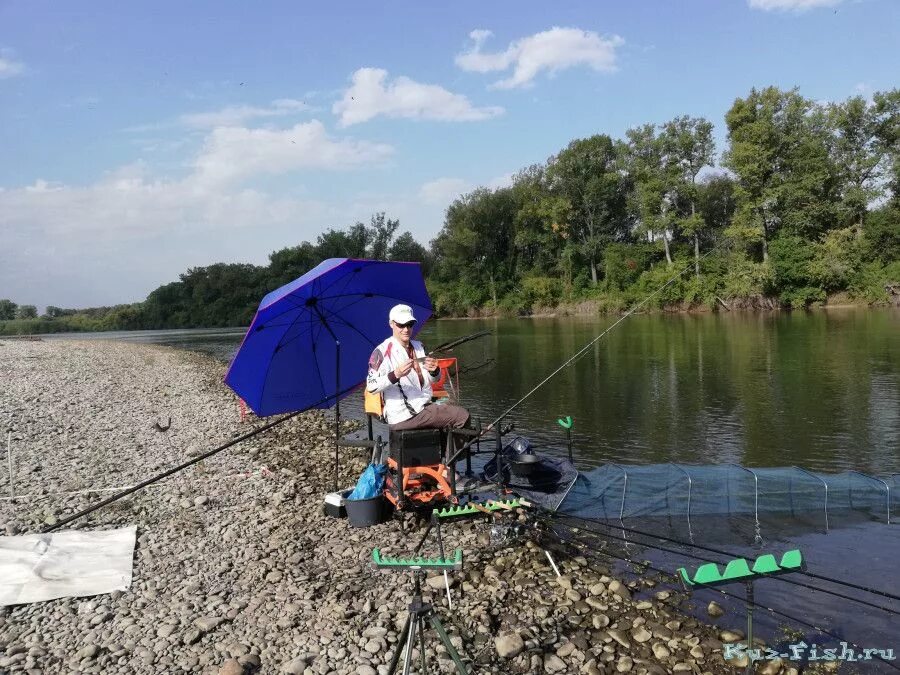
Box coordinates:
[432,498,524,519]
[677,549,804,588]
[557,416,574,430]
[372,547,463,570]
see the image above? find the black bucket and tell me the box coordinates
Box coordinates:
[345,494,391,528]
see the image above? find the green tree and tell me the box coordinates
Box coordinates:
[626,124,675,266]
[547,135,629,284]
[15,305,38,319]
[389,231,430,271]
[0,299,17,320]
[828,90,900,231]
[724,87,838,261]
[368,212,400,261]
[661,116,716,276]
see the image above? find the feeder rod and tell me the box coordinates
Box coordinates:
[746,580,754,675]
[6,431,12,502]
[334,339,340,492]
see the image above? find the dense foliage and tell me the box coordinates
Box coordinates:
[2,86,898,335]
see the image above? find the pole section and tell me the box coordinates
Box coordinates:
[334,340,341,492]
[6,431,13,502]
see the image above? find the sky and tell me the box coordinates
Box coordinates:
[1,0,898,311]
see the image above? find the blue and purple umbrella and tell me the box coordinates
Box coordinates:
[225,258,432,417]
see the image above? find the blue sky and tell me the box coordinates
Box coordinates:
[2,0,898,310]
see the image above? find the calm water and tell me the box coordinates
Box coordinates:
[48,308,900,474]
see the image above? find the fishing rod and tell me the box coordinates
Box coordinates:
[42,382,364,533]
[556,512,900,605]
[541,523,900,673]
[411,329,492,363]
[446,245,726,467]
[538,512,900,617]
[42,330,492,532]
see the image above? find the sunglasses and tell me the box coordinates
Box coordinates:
[394,321,415,329]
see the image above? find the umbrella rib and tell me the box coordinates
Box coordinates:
[310,315,329,402]
[316,291,432,309]
[318,303,379,349]
[272,313,318,351]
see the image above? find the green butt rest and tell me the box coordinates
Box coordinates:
[677,549,804,588]
[432,498,524,519]
[373,547,463,570]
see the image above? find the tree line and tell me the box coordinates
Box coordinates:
[2,85,898,336]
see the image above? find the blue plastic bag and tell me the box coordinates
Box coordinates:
[348,463,387,501]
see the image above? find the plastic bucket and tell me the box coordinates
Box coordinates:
[345,494,391,528]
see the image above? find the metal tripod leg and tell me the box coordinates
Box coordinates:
[428,613,469,674]
[402,615,418,675]
[387,613,412,674]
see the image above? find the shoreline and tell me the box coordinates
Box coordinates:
[2,340,802,674]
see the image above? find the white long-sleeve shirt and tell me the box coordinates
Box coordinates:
[366,336,436,425]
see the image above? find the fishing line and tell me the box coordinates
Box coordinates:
[542,527,900,673]
[540,513,900,617]
[555,513,900,605]
[446,244,729,468]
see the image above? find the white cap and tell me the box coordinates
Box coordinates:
[389,304,417,325]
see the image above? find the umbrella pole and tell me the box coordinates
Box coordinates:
[335,339,341,492]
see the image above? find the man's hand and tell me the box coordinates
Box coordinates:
[423,356,438,373]
[393,360,414,379]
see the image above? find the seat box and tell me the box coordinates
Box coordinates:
[389,428,444,466]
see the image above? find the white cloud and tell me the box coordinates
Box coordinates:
[0,118,398,308]
[455,27,624,90]
[333,67,504,127]
[191,119,393,187]
[0,54,25,79]
[179,98,309,128]
[748,0,842,11]
[419,178,473,206]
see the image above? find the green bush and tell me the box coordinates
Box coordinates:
[520,276,564,308]
[863,207,900,265]
[808,228,860,292]
[722,257,772,298]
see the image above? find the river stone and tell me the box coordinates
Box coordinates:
[632,626,652,643]
[608,580,631,601]
[218,659,244,675]
[356,666,377,675]
[616,655,633,672]
[719,629,744,643]
[74,644,99,660]
[278,657,307,674]
[652,643,670,660]
[426,575,446,590]
[707,601,724,617]
[543,654,567,673]
[556,641,575,658]
[592,613,610,629]
[589,582,606,595]
[494,633,524,658]
[194,616,225,632]
[608,630,630,648]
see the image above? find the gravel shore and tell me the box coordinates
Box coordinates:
[1,339,767,674]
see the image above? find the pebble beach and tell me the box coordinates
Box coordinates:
[0,339,790,674]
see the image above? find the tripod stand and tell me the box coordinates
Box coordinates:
[386,571,468,675]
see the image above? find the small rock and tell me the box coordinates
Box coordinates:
[652,643,670,660]
[218,658,244,675]
[608,580,631,601]
[632,626,652,643]
[74,644,99,660]
[495,632,524,659]
[194,496,209,507]
[278,657,307,674]
[556,641,575,658]
[719,629,744,643]
[707,601,724,618]
[616,655,633,672]
[194,616,226,632]
[543,653,567,673]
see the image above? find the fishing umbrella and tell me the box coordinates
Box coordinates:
[224,258,432,486]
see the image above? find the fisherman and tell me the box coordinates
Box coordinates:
[366,304,470,431]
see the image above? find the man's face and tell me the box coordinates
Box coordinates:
[391,319,415,344]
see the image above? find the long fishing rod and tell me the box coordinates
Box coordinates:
[43,382,363,533]
[539,512,900,617]
[557,512,900,605]
[447,245,726,466]
[411,329,492,363]
[542,524,900,673]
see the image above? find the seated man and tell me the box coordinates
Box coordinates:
[366,304,470,431]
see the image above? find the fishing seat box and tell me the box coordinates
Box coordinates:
[389,428,444,466]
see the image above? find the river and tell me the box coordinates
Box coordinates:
[54,307,900,474]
